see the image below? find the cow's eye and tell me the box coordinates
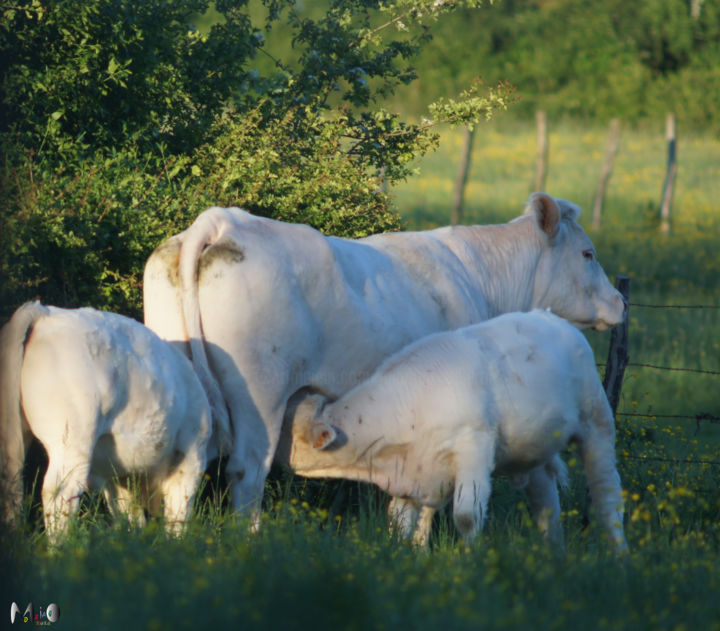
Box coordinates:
[582,249,595,260]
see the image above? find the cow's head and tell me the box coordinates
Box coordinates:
[526,192,625,331]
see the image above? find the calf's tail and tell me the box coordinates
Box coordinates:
[0,301,48,523]
[547,453,569,490]
[177,209,234,454]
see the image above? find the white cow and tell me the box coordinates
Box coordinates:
[0,302,211,542]
[143,192,626,523]
[283,310,627,553]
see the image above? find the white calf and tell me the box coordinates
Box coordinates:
[0,302,211,542]
[284,310,627,553]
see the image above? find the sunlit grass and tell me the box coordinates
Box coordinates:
[6,462,720,630]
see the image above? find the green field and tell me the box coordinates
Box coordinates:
[7,121,720,631]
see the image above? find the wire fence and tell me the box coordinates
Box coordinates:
[629,302,720,310]
[612,299,720,466]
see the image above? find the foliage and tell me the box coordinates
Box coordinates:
[0,0,511,319]
[393,0,720,129]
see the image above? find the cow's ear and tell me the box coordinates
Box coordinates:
[527,192,561,240]
[310,422,337,450]
[556,198,581,222]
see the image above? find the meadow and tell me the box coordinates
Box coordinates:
[5,119,720,631]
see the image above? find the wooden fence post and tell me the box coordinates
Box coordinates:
[533,110,548,192]
[603,275,630,417]
[691,0,704,19]
[378,166,388,194]
[592,118,621,230]
[451,125,475,226]
[660,113,676,234]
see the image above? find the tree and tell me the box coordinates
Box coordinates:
[0,0,512,319]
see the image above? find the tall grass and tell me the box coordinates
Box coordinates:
[5,455,720,631]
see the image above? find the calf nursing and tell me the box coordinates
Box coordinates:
[285,310,627,552]
[0,302,211,542]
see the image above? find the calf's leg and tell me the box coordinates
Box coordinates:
[522,456,565,547]
[579,404,627,554]
[412,506,437,547]
[388,497,418,539]
[42,455,91,544]
[452,432,496,544]
[161,446,206,536]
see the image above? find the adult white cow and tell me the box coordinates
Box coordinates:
[0,302,211,542]
[143,192,625,522]
[283,310,627,553]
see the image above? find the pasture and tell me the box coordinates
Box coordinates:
[5,120,720,630]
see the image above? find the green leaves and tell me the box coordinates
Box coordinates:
[428,80,516,130]
[0,0,507,319]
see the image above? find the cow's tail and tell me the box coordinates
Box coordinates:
[177,209,234,455]
[0,301,48,524]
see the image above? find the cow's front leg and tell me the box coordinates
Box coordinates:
[226,451,269,532]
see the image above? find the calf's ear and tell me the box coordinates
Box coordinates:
[310,422,337,450]
[527,192,561,240]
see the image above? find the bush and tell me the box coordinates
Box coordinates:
[0,0,510,320]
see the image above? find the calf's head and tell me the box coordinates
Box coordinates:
[526,192,626,331]
[288,393,337,451]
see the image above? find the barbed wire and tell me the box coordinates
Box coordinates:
[602,296,720,468]
[620,453,720,467]
[627,362,720,376]
[630,303,720,309]
[618,412,720,423]
[596,362,720,376]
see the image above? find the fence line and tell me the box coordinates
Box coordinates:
[627,362,720,376]
[621,454,720,467]
[597,362,720,376]
[630,302,720,309]
[597,287,720,456]
[618,412,720,423]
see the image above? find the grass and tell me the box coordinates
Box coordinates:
[5,457,720,630]
[6,119,720,630]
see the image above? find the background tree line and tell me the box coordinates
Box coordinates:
[396,0,720,127]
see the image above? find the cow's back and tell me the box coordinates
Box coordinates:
[172,210,489,397]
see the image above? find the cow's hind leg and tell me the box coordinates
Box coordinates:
[452,432,496,545]
[224,390,287,530]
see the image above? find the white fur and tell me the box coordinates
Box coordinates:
[0,302,211,542]
[287,310,627,553]
[143,192,625,520]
